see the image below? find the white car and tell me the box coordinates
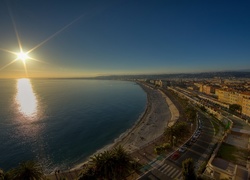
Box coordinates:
[178,145,187,153]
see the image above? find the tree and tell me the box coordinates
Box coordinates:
[10,161,44,180]
[164,122,189,143]
[112,145,134,179]
[182,158,197,180]
[173,122,189,139]
[78,166,96,180]
[185,107,197,122]
[0,168,13,180]
[0,169,4,180]
[87,146,136,179]
[154,143,171,155]
[90,150,115,179]
[164,126,174,146]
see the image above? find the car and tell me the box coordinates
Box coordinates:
[178,145,187,153]
[193,133,199,139]
[191,137,197,143]
[186,140,192,146]
[170,152,180,160]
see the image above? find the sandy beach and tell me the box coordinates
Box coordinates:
[46,82,180,179]
[112,82,179,152]
[71,82,179,170]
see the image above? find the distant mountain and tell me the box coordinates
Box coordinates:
[94,71,250,80]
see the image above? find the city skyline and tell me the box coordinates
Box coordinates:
[0,0,250,78]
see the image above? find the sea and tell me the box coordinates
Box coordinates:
[0,79,147,172]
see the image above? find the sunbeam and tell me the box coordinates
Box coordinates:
[0,0,89,77]
[23,61,28,77]
[7,1,23,52]
[0,59,18,71]
[0,47,16,55]
[28,57,50,64]
[27,13,85,54]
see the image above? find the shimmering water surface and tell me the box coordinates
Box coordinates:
[0,79,146,172]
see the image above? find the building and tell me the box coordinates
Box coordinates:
[215,89,241,104]
[241,93,250,118]
[216,89,250,118]
[155,80,163,87]
[206,157,249,180]
[202,85,216,94]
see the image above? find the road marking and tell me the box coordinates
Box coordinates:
[168,167,176,176]
[162,165,171,173]
[171,170,180,178]
[164,166,173,174]
[176,171,183,179]
[159,164,167,171]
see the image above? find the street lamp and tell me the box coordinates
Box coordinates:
[172,136,176,147]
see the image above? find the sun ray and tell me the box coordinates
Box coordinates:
[1,4,94,76]
[27,13,85,54]
[28,57,50,64]
[0,47,17,55]
[22,61,28,77]
[0,58,19,71]
[6,1,23,52]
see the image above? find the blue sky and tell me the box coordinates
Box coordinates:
[0,0,249,78]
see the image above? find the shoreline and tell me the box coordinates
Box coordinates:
[70,82,179,172]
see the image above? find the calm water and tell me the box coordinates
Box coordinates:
[0,79,146,172]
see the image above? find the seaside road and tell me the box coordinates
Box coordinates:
[138,111,217,180]
[173,112,215,167]
[139,161,183,180]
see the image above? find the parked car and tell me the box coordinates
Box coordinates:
[186,140,192,146]
[170,151,180,160]
[191,137,197,143]
[178,145,187,153]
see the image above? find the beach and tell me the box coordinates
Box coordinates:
[112,82,179,152]
[71,82,179,170]
[46,82,180,179]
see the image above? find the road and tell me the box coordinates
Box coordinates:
[139,110,217,180]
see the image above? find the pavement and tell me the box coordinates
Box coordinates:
[137,107,220,180]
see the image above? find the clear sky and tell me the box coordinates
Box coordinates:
[0,0,249,78]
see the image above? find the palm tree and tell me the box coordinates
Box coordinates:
[0,169,4,180]
[10,161,44,180]
[112,145,134,179]
[78,165,96,180]
[90,150,116,179]
[87,146,136,180]
[182,158,197,180]
[0,168,13,180]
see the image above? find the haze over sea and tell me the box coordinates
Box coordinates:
[0,79,146,172]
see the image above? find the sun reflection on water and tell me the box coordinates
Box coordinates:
[16,78,38,118]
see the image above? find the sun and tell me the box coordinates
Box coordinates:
[17,51,29,63]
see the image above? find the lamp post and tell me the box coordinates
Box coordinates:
[172,136,176,147]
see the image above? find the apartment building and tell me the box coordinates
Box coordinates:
[241,92,250,118]
[216,89,250,117]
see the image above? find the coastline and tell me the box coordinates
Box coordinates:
[71,82,179,171]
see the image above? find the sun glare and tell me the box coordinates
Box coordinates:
[17,52,29,62]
